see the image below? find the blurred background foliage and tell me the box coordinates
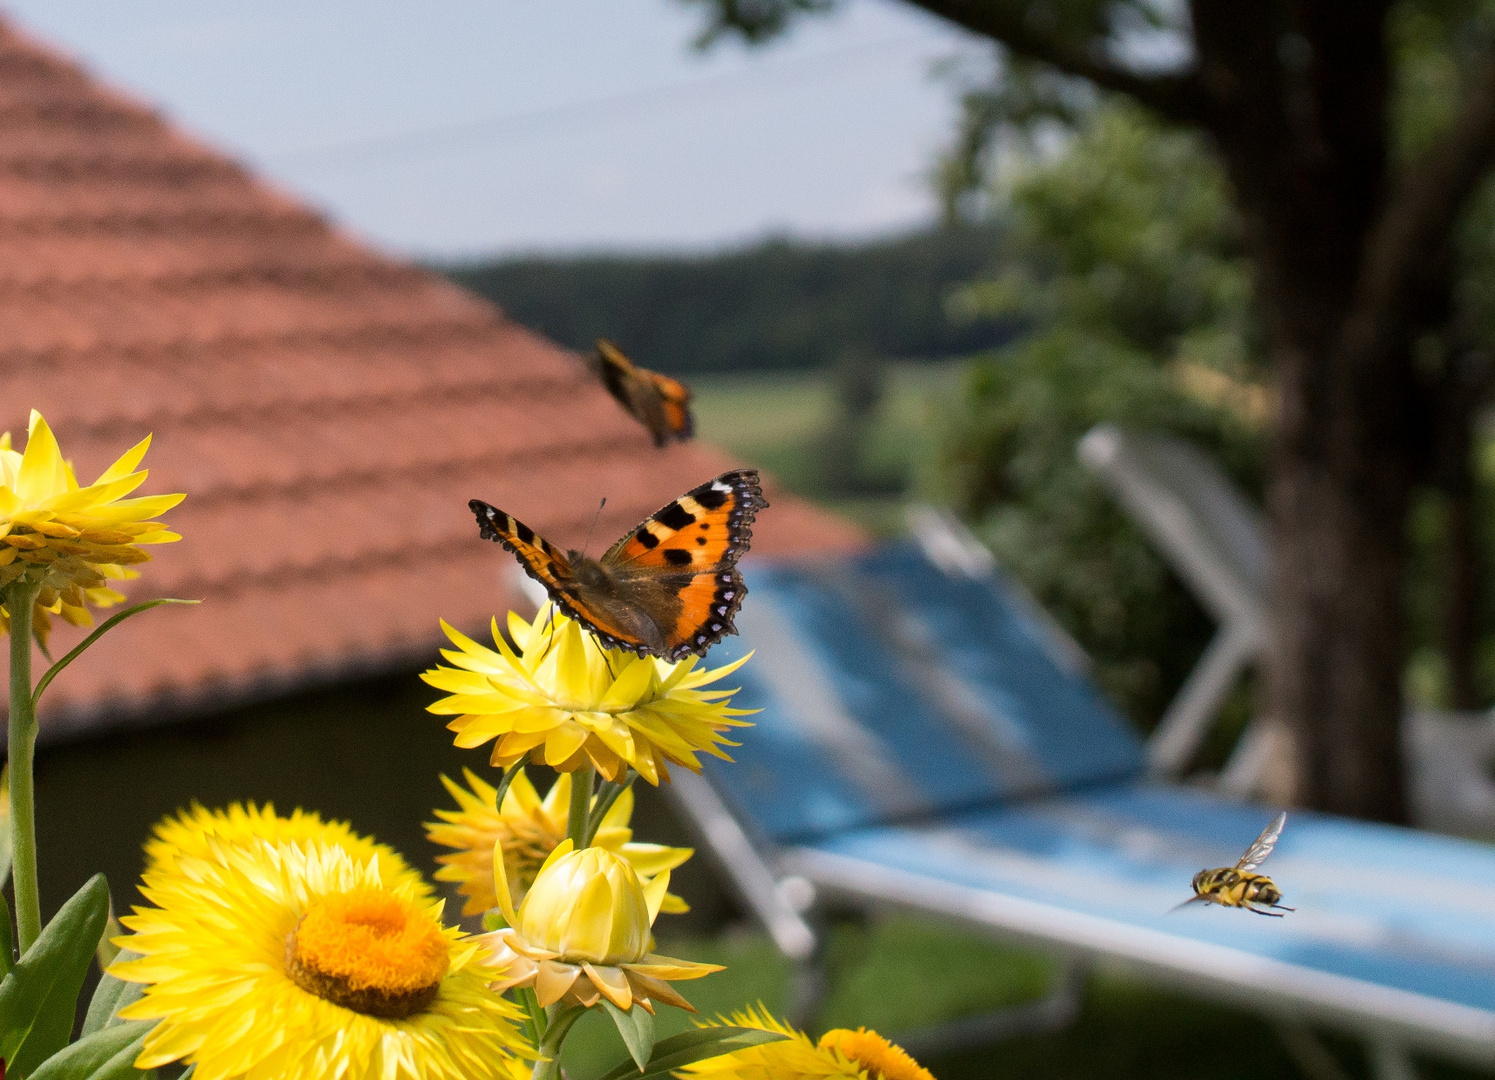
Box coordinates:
[926,104,1266,725]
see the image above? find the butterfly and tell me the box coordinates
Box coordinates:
[593,339,694,447]
[470,470,766,660]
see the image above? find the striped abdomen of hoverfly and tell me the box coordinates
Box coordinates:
[1191,868,1286,912]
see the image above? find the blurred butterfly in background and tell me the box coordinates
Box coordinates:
[593,339,695,447]
[470,470,766,660]
[1173,811,1294,916]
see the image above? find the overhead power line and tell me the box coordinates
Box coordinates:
[266,36,942,169]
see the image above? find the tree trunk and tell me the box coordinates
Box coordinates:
[1196,3,1412,821]
[1265,338,1412,820]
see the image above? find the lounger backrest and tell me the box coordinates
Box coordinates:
[1078,423,1266,626]
[700,543,1146,844]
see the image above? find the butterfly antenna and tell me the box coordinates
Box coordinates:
[582,498,607,558]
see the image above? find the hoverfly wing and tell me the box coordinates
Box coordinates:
[1236,811,1287,872]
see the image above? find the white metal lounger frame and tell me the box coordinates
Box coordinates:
[1076,423,1268,782]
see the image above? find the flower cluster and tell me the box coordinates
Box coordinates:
[111,824,531,1080]
[0,411,182,645]
[682,1007,938,1080]
[426,768,690,916]
[482,839,721,1012]
[423,606,753,783]
[19,417,934,1080]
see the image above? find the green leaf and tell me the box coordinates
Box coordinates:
[601,998,656,1071]
[83,951,145,1038]
[0,874,111,1076]
[592,1026,788,1080]
[27,1019,150,1080]
[490,759,528,811]
[32,599,198,709]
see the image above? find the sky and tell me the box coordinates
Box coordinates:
[1,1,983,259]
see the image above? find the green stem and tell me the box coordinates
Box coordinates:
[517,986,547,1046]
[583,772,635,847]
[7,580,41,952]
[531,1004,584,1080]
[567,765,594,849]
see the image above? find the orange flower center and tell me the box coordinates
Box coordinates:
[818,1029,935,1080]
[285,887,449,1018]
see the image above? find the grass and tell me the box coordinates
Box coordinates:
[556,916,1492,1080]
[690,361,968,536]
[560,917,1488,1080]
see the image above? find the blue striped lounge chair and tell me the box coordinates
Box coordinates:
[665,511,1495,1079]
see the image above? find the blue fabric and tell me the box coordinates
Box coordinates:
[807,784,1495,1013]
[703,545,1144,843]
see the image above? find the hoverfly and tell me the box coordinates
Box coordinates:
[1173,811,1294,917]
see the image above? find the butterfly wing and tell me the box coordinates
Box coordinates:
[595,340,694,447]
[1236,812,1287,871]
[642,368,694,441]
[598,470,767,660]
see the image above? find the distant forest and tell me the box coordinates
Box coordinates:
[436,224,1011,374]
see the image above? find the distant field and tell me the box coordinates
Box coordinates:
[691,360,970,535]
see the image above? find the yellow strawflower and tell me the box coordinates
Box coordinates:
[679,1007,936,1080]
[148,801,431,898]
[482,839,720,1013]
[111,838,531,1080]
[423,606,753,783]
[0,410,182,646]
[427,768,692,916]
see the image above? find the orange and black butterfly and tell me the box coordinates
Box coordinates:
[1173,812,1294,917]
[470,470,766,660]
[593,339,694,447]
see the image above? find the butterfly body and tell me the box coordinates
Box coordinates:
[472,470,766,660]
[595,339,694,447]
[1175,811,1294,917]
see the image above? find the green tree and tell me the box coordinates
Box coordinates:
[686,0,1495,822]
[931,106,1263,725]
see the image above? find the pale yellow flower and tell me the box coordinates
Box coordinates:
[0,410,182,645]
[427,768,691,917]
[423,605,753,783]
[148,801,431,899]
[111,838,531,1080]
[482,840,720,1013]
[679,1006,936,1080]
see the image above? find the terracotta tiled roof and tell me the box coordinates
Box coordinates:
[0,21,868,742]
